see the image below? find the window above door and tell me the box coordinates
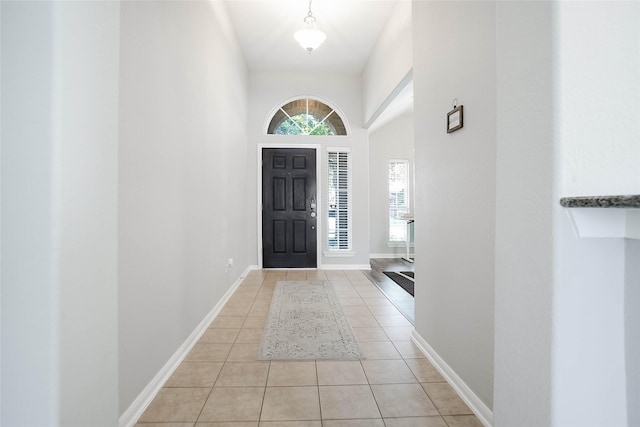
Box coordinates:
[267,98,347,136]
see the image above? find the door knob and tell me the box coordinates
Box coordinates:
[310,212,316,218]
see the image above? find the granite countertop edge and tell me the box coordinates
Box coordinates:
[560,195,640,208]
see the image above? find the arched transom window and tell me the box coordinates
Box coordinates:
[267,98,347,135]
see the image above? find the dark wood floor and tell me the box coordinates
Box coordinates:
[362,258,415,324]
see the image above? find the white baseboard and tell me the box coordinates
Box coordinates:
[319,264,372,270]
[411,330,493,427]
[118,265,253,427]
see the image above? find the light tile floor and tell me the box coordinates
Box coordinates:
[135,269,483,427]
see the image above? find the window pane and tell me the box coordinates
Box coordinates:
[328,151,351,251]
[268,98,346,135]
[389,160,410,242]
[274,118,302,135]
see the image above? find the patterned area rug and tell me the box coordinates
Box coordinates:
[258,281,361,360]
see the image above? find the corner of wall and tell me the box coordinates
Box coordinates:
[119,266,253,427]
[411,331,493,427]
[362,0,412,124]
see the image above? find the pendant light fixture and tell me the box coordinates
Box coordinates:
[293,0,326,53]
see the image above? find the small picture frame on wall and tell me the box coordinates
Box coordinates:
[447,105,463,133]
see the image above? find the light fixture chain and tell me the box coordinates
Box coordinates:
[293,0,326,53]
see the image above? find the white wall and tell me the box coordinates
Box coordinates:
[1,1,120,425]
[494,2,640,426]
[558,2,640,196]
[554,222,627,427]
[390,2,640,426]
[2,3,59,424]
[248,72,370,268]
[494,3,556,425]
[626,239,640,427]
[368,111,415,257]
[118,0,250,414]
[55,3,121,425]
[551,3,640,426]
[362,1,412,125]
[412,0,496,411]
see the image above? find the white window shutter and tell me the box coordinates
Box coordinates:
[327,150,352,251]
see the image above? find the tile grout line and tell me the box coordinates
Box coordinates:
[351,274,384,423]
[196,273,267,424]
[315,360,323,422]
[256,275,271,425]
[257,360,271,423]
[195,273,260,424]
[139,269,479,426]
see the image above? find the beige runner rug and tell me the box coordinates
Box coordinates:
[258,281,361,360]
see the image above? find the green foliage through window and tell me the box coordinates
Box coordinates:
[275,114,336,135]
[267,98,347,136]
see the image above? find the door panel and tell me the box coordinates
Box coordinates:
[293,178,307,211]
[293,220,307,253]
[272,177,286,211]
[262,148,317,268]
[273,220,287,253]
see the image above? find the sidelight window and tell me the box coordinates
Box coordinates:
[327,149,351,251]
[389,159,410,242]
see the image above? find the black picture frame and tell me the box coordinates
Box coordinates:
[447,105,463,133]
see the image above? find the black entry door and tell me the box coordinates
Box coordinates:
[262,148,317,268]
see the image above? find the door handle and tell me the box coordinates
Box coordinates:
[310,196,317,218]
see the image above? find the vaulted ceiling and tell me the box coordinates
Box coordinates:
[224,0,399,73]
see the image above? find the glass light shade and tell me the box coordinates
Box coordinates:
[293,27,327,52]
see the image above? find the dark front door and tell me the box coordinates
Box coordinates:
[262,148,317,268]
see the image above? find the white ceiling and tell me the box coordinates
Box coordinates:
[224,0,399,73]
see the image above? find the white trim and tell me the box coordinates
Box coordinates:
[411,330,494,427]
[565,207,640,239]
[364,69,413,129]
[257,144,322,269]
[323,250,355,257]
[327,146,351,153]
[387,242,415,248]
[319,264,371,270]
[369,253,412,259]
[324,251,356,258]
[118,266,253,427]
